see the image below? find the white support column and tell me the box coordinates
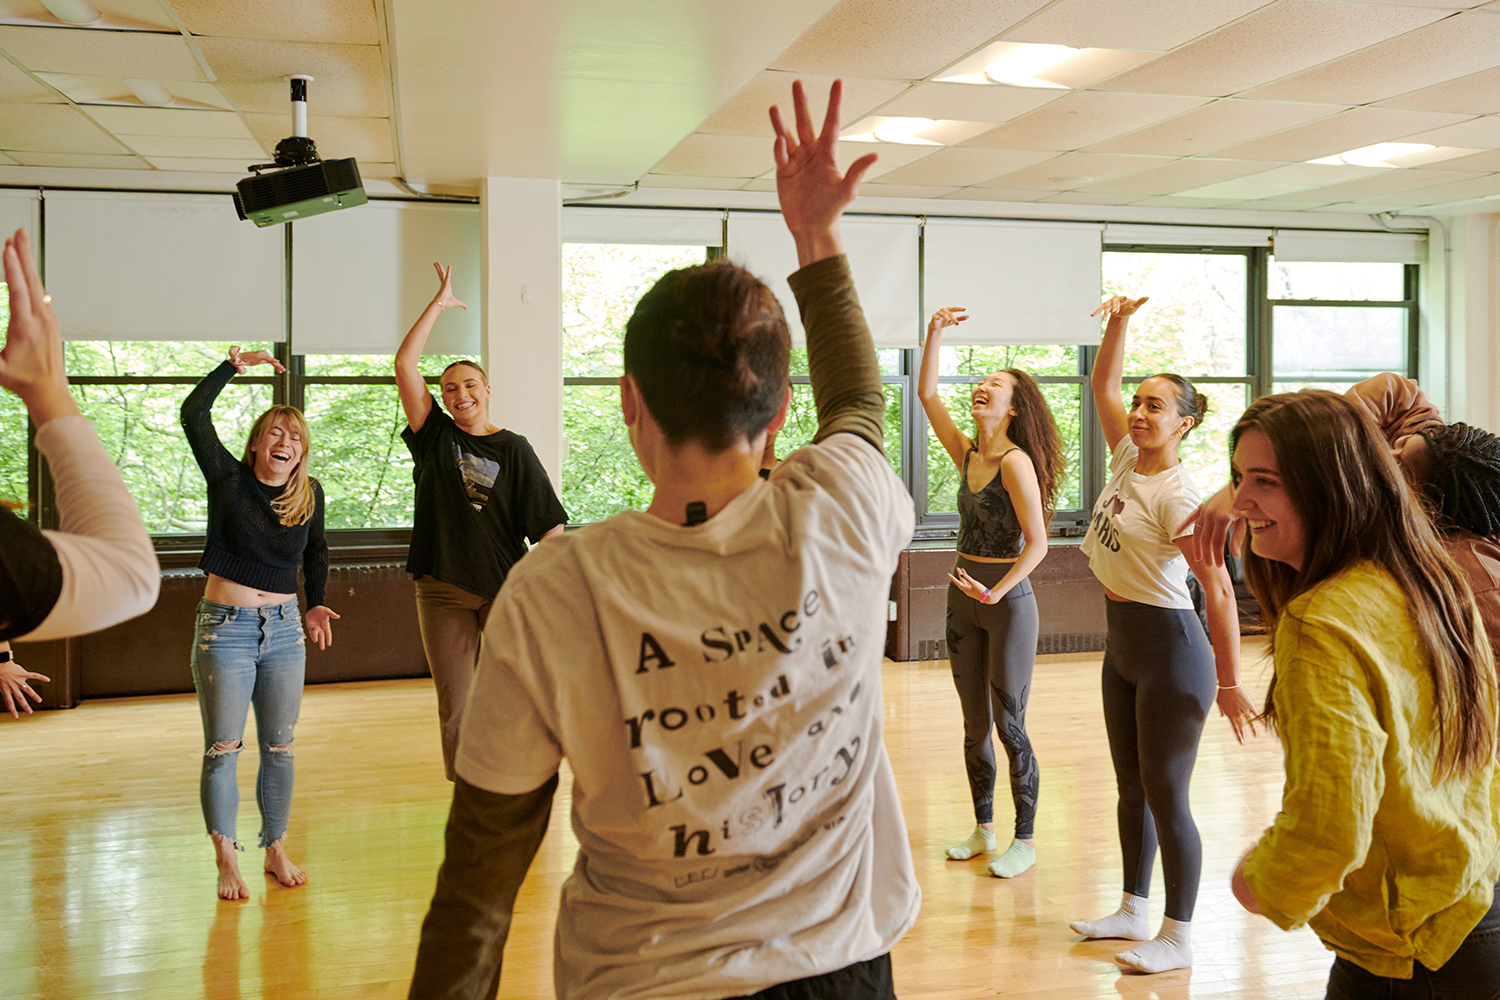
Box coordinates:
[479,178,565,487]
[1445,212,1500,431]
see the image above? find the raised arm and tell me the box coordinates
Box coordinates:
[396,263,466,434]
[919,307,973,469]
[182,347,284,478]
[1089,295,1148,453]
[1344,373,1443,446]
[1,229,158,642]
[408,775,557,1000]
[771,80,885,450]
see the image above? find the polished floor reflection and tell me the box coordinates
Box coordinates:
[1,639,1331,999]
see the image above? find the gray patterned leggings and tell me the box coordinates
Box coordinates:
[945,555,1040,838]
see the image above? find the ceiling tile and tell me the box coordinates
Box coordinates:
[1077,157,1282,194]
[196,37,386,116]
[120,134,265,158]
[0,0,179,31]
[142,155,259,173]
[939,187,1050,202]
[1288,168,1489,202]
[1250,162,1387,184]
[741,177,778,192]
[1237,196,1336,210]
[770,0,1053,80]
[0,101,125,152]
[856,183,963,199]
[1381,173,1500,205]
[1378,66,1500,115]
[37,73,233,109]
[1002,0,1275,51]
[0,24,207,80]
[6,150,148,168]
[961,91,1209,151]
[84,105,253,138]
[876,81,1064,124]
[1085,99,1346,156]
[651,133,772,177]
[1400,116,1500,148]
[1177,176,1325,199]
[0,51,55,101]
[1210,107,1475,161]
[977,151,1170,189]
[1242,12,1500,106]
[1423,148,1500,171]
[171,0,379,45]
[245,111,391,161]
[1093,1,1447,97]
[1037,190,1149,205]
[1133,194,1239,208]
[871,147,1056,186]
[0,150,16,164]
[697,72,911,137]
[638,173,753,190]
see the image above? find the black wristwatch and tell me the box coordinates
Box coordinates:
[0,650,12,664]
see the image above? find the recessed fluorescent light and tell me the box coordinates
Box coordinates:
[984,44,1079,88]
[871,118,941,145]
[122,78,174,106]
[38,0,101,24]
[1309,142,1435,168]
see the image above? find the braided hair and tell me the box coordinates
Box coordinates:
[1419,422,1500,537]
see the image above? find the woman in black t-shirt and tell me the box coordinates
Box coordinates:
[182,347,336,901]
[395,264,567,780]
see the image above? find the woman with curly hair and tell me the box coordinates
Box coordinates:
[919,306,1065,879]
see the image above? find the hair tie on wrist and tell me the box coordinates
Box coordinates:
[980,587,990,603]
[1218,682,1241,690]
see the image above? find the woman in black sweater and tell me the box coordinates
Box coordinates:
[181,347,337,901]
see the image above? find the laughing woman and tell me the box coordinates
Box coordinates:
[919,305,1064,879]
[1228,391,1500,998]
[181,347,337,901]
[395,264,567,781]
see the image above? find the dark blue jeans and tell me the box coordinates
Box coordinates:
[1326,885,1500,999]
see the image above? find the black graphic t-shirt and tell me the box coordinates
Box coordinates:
[403,396,568,599]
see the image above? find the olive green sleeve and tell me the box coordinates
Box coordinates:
[787,255,886,453]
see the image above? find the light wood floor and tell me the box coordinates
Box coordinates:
[1,639,1334,999]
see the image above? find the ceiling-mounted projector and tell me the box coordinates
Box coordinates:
[234,75,366,227]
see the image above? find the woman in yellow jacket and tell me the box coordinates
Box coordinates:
[1226,389,1500,998]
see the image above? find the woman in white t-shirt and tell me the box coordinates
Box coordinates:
[1069,294,1257,974]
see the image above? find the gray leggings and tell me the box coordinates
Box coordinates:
[945,556,1040,838]
[1102,599,1215,922]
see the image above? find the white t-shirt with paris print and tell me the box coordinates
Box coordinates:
[456,431,920,1000]
[1081,437,1202,609]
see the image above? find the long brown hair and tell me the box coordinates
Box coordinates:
[1233,391,1495,779]
[1003,369,1065,517]
[241,406,317,527]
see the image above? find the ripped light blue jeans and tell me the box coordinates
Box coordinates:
[190,598,306,850]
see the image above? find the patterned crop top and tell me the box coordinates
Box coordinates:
[957,447,1024,559]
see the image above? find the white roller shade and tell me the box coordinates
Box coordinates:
[923,219,1103,345]
[726,212,920,348]
[563,207,722,246]
[45,191,284,342]
[1273,230,1425,264]
[1105,223,1270,247]
[292,200,481,354]
[0,190,40,244]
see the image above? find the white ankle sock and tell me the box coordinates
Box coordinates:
[944,826,997,860]
[987,840,1036,878]
[1068,892,1150,940]
[1114,916,1192,973]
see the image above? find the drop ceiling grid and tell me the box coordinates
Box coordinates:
[0,53,57,101]
[167,0,381,45]
[769,0,1055,80]
[1082,99,1351,157]
[0,25,207,81]
[999,0,1276,51]
[1377,66,1500,115]
[869,146,1059,187]
[1076,157,1287,195]
[1092,1,1448,97]
[1209,106,1478,161]
[1242,11,1500,106]
[975,150,1175,189]
[193,37,389,116]
[0,102,131,154]
[873,81,1065,125]
[960,91,1212,152]
[695,72,911,138]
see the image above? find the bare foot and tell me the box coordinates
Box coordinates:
[264,839,307,888]
[213,834,250,901]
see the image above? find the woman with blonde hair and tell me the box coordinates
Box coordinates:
[181,347,338,900]
[919,305,1064,879]
[1228,389,1500,997]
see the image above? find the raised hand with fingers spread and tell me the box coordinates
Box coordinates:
[768,79,877,268]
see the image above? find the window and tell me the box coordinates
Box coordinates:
[1268,259,1415,395]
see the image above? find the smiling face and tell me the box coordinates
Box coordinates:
[1231,427,1307,571]
[971,371,1017,422]
[441,363,491,429]
[1129,376,1194,450]
[248,417,304,487]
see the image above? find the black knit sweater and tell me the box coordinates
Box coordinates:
[181,361,328,607]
